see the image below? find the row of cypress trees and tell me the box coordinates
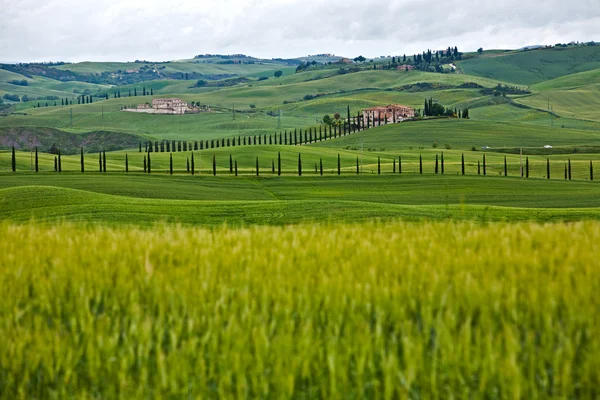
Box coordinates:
[6,146,596,180]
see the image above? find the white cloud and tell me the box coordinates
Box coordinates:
[0,0,598,62]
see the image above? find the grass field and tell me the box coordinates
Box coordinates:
[0,221,598,398]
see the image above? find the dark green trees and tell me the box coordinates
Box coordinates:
[103,151,107,173]
[169,153,173,175]
[435,154,438,174]
[191,153,195,175]
[337,154,341,175]
[125,154,129,172]
[80,148,84,173]
[419,155,423,174]
[143,155,147,173]
[399,156,402,174]
[483,154,486,176]
[99,152,103,172]
[441,152,444,174]
[234,160,238,176]
[298,153,302,176]
[256,157,259,176]
[11,146,16,172]
[377,157,381,175]
[477,160,481,175]
[547,158,550,179]
[461,153,465,175]
[504,156,507,176]
[213,154,217,176]
[147,152,151,174]
[57,150,62,172]
[187,158,190,173]
[229,154,233,173]
[278,152,281,176]
[526,157,529,178]
[356,157,359,174]
[35,147,38,172]
[568,159,572,180]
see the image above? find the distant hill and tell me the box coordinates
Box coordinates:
[458,45,600,85]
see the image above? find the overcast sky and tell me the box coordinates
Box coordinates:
[1,0,599,63]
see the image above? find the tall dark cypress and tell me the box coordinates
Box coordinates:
[169,153,173,175]
[35,147,38,172]
[477,160,480,175]
[278,152,281,176]
[229,154,233,173]
[568,159,572,180]
[504,156,507,177]
[399,156,402,174]
[99,153,102,172]
[58,150,62,172]
[187,157,190,173]
[54,156,57,172]
[483,154,486,176]
[393,158,396,173]
[526,157,529,178]
[564,163,567,180]
[297,153,302,176]
[191,153,195,175]
[356,157,359,175]
[256,156,259,176]
[272,160,275,174]
[435,154,438,174]
[590,161,594,181]
[441,152,444,174]
[419,155,423,175]
[547,158,550,179]
[213,154,216,176]
[125,153,129,172]
[147,152,151,174]
[143,155,147,173]
[11,146,16,172]
[234,160,238,176]
[80,148,84,173]
[103,151,107,173]
[461,153,465,175]
[337,153,341,175]
[377,156,381,175]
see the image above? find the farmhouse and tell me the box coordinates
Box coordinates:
[362,104,415,124]
[123,98,198,115]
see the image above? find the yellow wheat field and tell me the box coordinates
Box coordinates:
[0,221,599,399]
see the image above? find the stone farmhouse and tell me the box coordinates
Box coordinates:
[362,104,415,124]
[123,98,198,115]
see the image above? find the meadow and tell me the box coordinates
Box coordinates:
[0,221,599,398]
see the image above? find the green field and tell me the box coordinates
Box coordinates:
[0,221,599,398]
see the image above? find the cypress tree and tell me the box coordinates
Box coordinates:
[441,152,444,174]
[35,147,38,172]
[564,163,567,180]
[125,153,129,172]
[590,161,594,181]
[547,158,550,179]
[461,153,465,175]
[234,160,238,176]
[321,158,324,175]
[11,146,16,172]
[187,157,190,173]
[278,152,281,176]
[169,153,173,175]
[526,157,529,178]
[54,156,57,172]
[143,155,147,173]
[80,148,84,173]
[191,153,195,175]
[419,154,422,174]
[435,154,438,174]
[272,160,275,174]
[337,153,341,175]
[477,160,480,175]
[504,156,507,176]
[298,153,302,176]
[393,158,396,173]
[399,156,402,174]
[99,152,102,172]
[103,151,107,172]
[147,152,151,174]
[229,154,233,173]
[378,156,381,175]
[256,156,259,176]
[483,154,486,176]
[356,157,359,174]
[568,159,572,180]
[212,154,216,176]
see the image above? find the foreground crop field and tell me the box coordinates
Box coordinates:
[0,221,599,398]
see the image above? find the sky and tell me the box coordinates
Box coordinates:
[1,0,599,63]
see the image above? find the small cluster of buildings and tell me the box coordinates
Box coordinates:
[362,104,415,124]
[123,98,200,115]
